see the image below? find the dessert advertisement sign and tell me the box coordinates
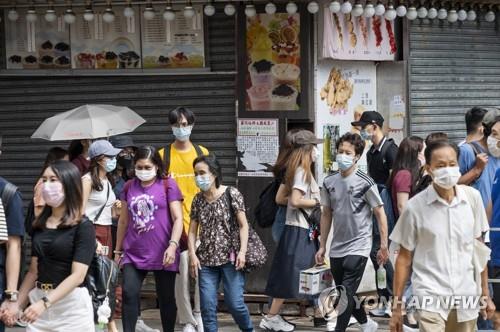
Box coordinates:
[246,13,301,111]
[141,6,205,69]
[71,8,141,69]
[322,8,397,61]
[5,10,71,69]
[315,60,377,183]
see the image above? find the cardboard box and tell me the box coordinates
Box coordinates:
[299,265,333,295]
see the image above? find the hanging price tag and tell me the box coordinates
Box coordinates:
[166,21,172,44]
[126,15,135,34]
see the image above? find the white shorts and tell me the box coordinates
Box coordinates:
[26,286,94,332]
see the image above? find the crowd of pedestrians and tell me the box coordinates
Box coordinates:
[0,105,497,332]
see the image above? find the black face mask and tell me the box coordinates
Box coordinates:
[117,156,134,180]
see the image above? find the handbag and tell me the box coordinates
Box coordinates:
[77,219,119,324]
[224,187,267,272]
[461,185,491,296]
[299,205,322,241]
[87,254,119,323]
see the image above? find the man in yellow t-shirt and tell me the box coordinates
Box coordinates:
[159,107,208,332]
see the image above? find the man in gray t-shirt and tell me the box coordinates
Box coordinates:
[316,133,389,332]
[321,168,383,258]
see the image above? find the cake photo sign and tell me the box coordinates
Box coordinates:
[245,13,301,111]
[5,9,71,70]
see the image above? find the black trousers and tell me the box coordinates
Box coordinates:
[122,264,177,332]
[330,255,368,332]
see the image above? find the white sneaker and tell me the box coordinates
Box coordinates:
[359,318,378,332]
[136,319,160,332]
[182,323,198,332]
[194,312,204,332]
[326,318,337,331]
[369,307,388,317]
[259,315,295,332]
[348,316,357,326]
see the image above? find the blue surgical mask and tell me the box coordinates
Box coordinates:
[172,126,193,142]
[104,158,117,173]
[360,129,373,141]
[336,154,355,171]
[195,175,213,192]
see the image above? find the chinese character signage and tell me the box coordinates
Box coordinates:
[71,7,141,69]
[141,5,205,69]
[245,13,301,111]
[322,7,396,61]
[237,119,279,177]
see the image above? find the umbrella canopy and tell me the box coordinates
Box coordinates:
[31,104,146,141]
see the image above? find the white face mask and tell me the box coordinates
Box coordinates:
[135,168,157,182]
[312,146,320,162]
[487,136,500,158]
[432,166,461,190]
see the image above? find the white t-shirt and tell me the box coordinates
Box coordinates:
[82,173,115,226]
[285,167,320,229]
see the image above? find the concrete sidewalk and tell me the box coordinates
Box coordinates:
[7,310,391,331]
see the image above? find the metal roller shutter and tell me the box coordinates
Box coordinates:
[0,10,237,204]
[408,19,500,142]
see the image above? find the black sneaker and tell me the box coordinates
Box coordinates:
[313,316,327,327]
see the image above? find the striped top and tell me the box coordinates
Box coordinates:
[0,199,9,243]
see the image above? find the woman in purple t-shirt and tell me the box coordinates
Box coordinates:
[114,146,184,332]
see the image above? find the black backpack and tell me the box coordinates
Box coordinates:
[254,178,281,228]
[162,143,203,173]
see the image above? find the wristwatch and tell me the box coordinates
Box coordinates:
[41,296,52,309]
[4,290,18,302]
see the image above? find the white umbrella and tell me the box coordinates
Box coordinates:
[31,104,146,141]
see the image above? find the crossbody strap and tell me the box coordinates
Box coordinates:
[93,182,111,223]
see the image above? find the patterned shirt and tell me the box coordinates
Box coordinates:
[190,186,245,267]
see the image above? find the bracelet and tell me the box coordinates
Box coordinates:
[169,240,179,248]
[113,250,123,254]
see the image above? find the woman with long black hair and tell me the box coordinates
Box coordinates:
[114,146,184,332]
[5,160,95,330]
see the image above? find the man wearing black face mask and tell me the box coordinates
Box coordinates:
[110,136,137,182]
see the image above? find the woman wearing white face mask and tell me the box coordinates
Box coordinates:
[4,161,96,331]
[261,130,324,332]
[188,154,252,332]
[114,146,184,332]
[82,140,122,332]
[390,140,495,332]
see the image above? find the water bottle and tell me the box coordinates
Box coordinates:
[377,266,387,289]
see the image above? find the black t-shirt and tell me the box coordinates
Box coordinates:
[367,137,398,186]
[32,218,95,285]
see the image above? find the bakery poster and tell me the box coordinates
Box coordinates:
[316,60,377,183]
[5,10,71,69]
[71,6,141,69]
[141,6,205,69]
[245,13,300,111]
[322,9,396,61]
[237,119,279,177]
